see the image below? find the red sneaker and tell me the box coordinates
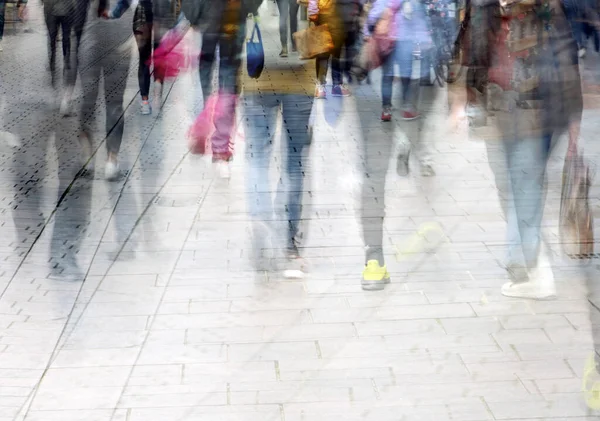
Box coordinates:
[401,110,421,121]
[381,107,392,122]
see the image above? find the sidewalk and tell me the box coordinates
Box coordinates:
[0,3,599,421]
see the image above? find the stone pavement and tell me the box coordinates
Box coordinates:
[1,2,600,421]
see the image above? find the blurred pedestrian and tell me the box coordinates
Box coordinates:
[104,0,175,114]
[242,17,314,276]
[43,0,77,115]
[309,0,352,97]
[449,0,583,299]
[73,0,132,180]
[198,0,261,178]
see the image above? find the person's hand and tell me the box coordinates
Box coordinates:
[100,9,110,19]
[309,14,318,23]
[253,14,260,23]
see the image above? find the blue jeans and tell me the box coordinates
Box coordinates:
[381,41,431,107]
[487,133,552,268]
[243,93,314,251]
[563,0,585,47]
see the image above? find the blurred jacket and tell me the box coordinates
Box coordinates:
[453,0,583,139]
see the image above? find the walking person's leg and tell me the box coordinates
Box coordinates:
[134,1,153,113]
[45,13,59,88]
[134,22,152,112]
[329,23,348,95]
[278,94,314,271]
[210,30,244,174]
[500,133,554,299]
[102,44,132,180]
[357,96,395,290]
[397,40,419,118]
[58,15,75,115]
[243,94,279,270]
[289,0,299,51]
[380,43,396,121]
[0,0,5,50]
[276,0,289,55]
[199,31,219,104]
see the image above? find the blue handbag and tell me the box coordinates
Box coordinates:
[246,22,264,79]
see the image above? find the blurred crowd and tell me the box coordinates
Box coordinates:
[2,0,600,408]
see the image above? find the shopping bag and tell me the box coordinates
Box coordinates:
[293,24,334,60]
[188,93,238,156]
[188,95,217,155]
[351,0,400,77]
[246,22,265,79]
[559,148,594,258]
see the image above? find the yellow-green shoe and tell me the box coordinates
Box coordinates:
[583,354,600,410]
[361,260,391,291]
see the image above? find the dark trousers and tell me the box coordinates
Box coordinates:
[199,29,244,102]
[45,13,73,88]
[0,1,5,40]
[275,0,299,49]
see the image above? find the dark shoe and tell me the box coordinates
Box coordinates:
[331,84,351,97]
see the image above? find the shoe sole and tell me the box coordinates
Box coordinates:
[361,280,387,291]
[501,290,557,300]
[402,116,420,121]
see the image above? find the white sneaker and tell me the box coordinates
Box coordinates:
[215,161,230,179]
[153,82,163,111]
[105,159,120,181]
[579,48,587,58]
[140,100,151,115]
[0,42,3,52]
[501,265,556,300]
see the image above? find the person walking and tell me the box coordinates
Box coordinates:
[309,0,352,97]
[198,0,262,178]
[104,0,175,114]
[72,0,133,180]
[242,16,315,275]
[449,0,583,299]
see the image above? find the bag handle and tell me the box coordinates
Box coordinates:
[250,20,262,43]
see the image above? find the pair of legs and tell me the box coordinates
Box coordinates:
[45,12,72,89]
[0,0,5,43]
[243,93,313,264]
[77,19,131,175]
[381,41,429,111]
[275,0,299,52]
[315,15,350,86]
[356,96,425,267]
[199,28,244,161]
